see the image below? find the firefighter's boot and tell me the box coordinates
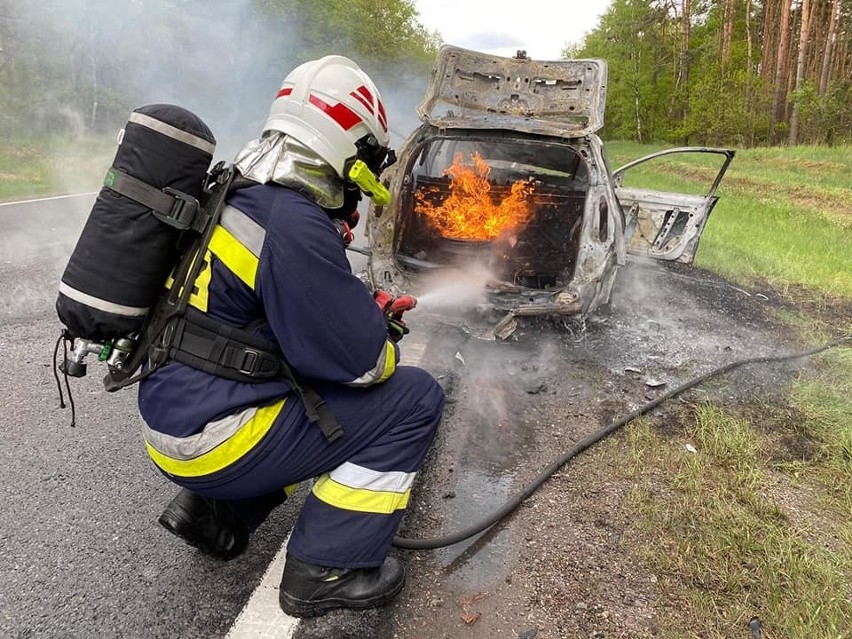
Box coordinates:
[158,489,249,560]
[278,554,405,618]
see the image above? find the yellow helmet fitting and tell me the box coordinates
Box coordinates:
[347,159,390,206]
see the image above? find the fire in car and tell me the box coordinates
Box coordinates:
[364,46,735,336]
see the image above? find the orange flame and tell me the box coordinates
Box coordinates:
[414,152,536,241]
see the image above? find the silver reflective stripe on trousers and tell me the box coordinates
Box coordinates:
[329,462,416,493]
[141,405,259,460]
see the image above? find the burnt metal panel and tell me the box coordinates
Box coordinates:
[417,46,607,137]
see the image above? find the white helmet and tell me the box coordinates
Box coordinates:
[263,55,392,181]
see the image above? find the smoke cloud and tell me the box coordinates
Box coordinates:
[4,0,432,162]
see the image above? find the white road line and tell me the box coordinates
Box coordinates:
[0,192,98,207]
[225,535,300,639]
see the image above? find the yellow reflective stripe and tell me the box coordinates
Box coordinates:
[312,475,411,514]
[284,484,299,498]
[208,225,258,290]
[188,249,212,312]
[377,340,396,382]
[164,249,211,312]
[146,399,285,478]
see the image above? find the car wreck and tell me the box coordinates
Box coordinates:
[364,46,734,336]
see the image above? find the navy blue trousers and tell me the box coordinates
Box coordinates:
[172,366,444,568]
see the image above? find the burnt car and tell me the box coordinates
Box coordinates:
[364,46,734,335]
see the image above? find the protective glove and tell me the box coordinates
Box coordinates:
[373,290,417,342]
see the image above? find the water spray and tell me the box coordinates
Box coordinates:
[411,266,495,313]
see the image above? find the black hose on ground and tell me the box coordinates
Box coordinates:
[393,334,852,551]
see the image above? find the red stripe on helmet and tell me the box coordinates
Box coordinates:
[309,94,362,131]
[377,100,388,132]
[356,85,374,103]
[276,87,293,98]
[349,90,375,115]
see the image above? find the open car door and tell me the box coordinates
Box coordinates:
[613,147,735,264]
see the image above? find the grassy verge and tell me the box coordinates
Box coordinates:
[617,406,850,639]
[603,141,852,638]
[0,137,113,201]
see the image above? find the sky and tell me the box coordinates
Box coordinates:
[412,0,613,60]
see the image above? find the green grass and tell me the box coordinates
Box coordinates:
[618,409,851,639]
[0,144,54,200]
[602,141,852,638]
[607,142,852,299]
[0,137,113,201]
[788,347,852,527]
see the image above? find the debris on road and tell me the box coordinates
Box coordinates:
[457,591,490,625]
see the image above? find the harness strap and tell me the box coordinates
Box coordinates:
[105,168,208,232]
[170,308,343,443]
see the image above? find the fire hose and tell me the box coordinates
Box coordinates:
[392,333,852,550]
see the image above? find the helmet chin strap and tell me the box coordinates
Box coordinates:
[346,159,390,205]
[322,183,362,220]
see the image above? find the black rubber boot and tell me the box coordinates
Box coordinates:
[278,554,406,618]
[157,489,249,561]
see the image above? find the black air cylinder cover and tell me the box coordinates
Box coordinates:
[57,104,215,341]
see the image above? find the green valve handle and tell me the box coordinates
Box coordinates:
[98,341,114,361]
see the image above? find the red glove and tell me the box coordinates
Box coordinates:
[333,209,360,246]
[334,218,355,246]
[373,290,417,342]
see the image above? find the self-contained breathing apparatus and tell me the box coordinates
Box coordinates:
[54,104,343,441]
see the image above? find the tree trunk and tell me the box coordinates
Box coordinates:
[789,0,812,145]
[672,0,691,136]
[818,0,841,96]
[632,47,643,143]
[721,0,736,75]
[760,0,777,81]
[88,11,98,130]
[771,0,793,143]
[746,0,754,145]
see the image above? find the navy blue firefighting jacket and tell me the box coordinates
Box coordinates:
[138,184,398,474]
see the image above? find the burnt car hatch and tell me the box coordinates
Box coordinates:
[613,147,735,264]
[417,45,607,138]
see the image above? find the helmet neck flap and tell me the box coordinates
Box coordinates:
[234,132,346,209]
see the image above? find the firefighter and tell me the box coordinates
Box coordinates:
[138,55,445,617]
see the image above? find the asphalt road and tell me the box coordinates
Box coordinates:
[0,195,301,638]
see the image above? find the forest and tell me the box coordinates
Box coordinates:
[0,0,440,142]
[1,0,850,147]
[571,0,852,145]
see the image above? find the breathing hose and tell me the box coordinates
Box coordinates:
[393,334,852,551]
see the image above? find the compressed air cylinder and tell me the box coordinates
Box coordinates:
[56,104,215,341]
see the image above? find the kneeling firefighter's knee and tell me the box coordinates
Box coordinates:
[407,366,446,428]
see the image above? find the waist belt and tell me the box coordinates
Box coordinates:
[167,308,343,443]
